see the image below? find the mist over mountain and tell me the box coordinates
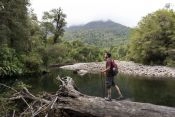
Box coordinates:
[64,20,131,47]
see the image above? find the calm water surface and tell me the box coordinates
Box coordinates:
[1,68,175,107]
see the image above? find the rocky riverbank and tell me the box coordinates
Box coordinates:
[60,61,175,79]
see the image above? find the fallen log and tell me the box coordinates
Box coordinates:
[3,76,175,117]
[49,63,74,67]
[53,76,175,117]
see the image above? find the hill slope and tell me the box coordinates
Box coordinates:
[64,20,131,47]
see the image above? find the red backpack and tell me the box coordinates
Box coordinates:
[111,60,118,76]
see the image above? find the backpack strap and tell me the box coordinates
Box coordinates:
[112,60,118,69]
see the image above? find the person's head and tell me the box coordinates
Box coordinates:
[104,52,111,60]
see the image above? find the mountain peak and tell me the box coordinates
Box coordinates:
[64,20,131,47]
[84,20,115,28]
[68,20,129,30]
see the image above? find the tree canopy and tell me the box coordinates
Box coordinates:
[0,0,30,52]
[42,8,66,44]
[128,9,175,66]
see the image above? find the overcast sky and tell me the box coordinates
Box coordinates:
[30,0,174,27]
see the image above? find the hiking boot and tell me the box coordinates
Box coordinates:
[116,95,124,100]
[105,97,112,101]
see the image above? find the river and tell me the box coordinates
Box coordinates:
[1,68,175,107]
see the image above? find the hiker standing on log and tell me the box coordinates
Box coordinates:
[101,52,123,101]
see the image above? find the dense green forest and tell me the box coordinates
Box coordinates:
[64,20,130,47]
[0,0,175,77]
[0,0,103,77]
[128,9,175,66]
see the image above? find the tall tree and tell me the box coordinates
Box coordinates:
[0,0,30,52]
[40,22,54,45]
[28,9,44,50]
[42,8,66,44]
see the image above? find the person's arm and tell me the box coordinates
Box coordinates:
[101,66,110,73]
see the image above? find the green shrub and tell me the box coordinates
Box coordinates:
[0,45,23,77]
[164,55,175,67]
[22,52,43,72]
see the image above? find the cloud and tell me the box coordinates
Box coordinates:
[30,0,174,27]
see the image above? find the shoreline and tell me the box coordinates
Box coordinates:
[60,61,175,79]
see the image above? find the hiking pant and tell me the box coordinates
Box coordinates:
[106,76,115,89]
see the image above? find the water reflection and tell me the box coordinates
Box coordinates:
[1,68,175,107]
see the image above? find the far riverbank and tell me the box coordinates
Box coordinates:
[60,61,175,79]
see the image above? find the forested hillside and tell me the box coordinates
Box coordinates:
[128,9,175,66]
[64,20,131,47]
